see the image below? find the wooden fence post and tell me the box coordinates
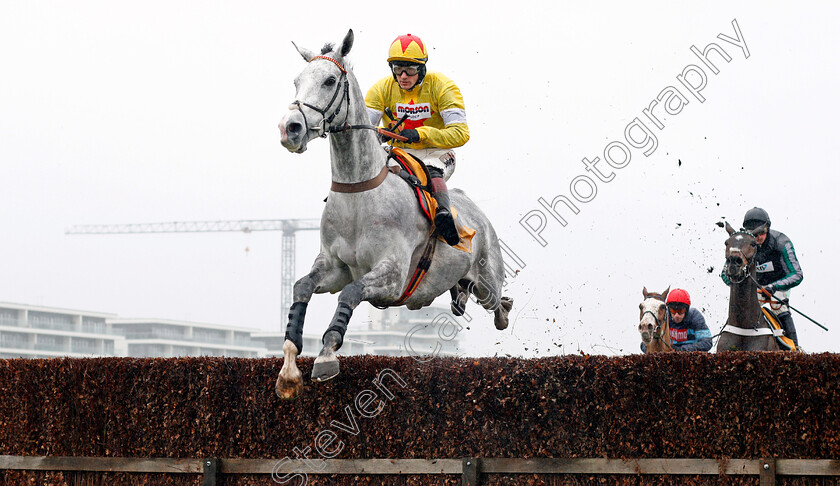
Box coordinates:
[462,457,481,486]
[203,458,219,486]
[760,458,776,486]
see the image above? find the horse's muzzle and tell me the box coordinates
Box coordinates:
[279,110,309,153]
[724,262,747,283]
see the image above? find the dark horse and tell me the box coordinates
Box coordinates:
[717,222,782,351]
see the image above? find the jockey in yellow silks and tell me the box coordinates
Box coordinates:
[365,33,469,246]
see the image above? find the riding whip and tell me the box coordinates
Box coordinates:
[756,279,829,331]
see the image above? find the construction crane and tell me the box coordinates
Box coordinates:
[65,219,320,330]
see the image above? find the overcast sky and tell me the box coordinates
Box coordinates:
[2,1,838,356]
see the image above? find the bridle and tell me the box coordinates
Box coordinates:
[290,56,351,139]
[724,230,756,284]
[641,298,672,350]
[288,54,408,193]
[290,55,406,143]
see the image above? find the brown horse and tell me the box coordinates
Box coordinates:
[639,286,673,353]
[717,222,781,351]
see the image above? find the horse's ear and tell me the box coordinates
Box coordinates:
[642,286,649,298]
[339,29,354,58]
[292,41,315,62]
[662,286,670,299]
[724,221,736,235]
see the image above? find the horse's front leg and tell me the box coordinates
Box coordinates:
[312,259,405,382]
[276,253,350,399]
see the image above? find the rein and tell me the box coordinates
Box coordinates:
[294,56,408,192]
[329,123,409,142]
[292,56,410,143]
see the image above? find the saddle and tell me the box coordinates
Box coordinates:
[387,147,475,252]
[761,307,797,351]
[378,148,476,307]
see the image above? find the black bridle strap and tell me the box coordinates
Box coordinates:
[725,244,754,284]
[641,310,662,329]
[291,56,350,137]
[641,309,672,349]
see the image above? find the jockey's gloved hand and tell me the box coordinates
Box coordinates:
[399,129,420,144]
[763,285,776,295]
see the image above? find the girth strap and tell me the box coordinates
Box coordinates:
[391,234,438,307]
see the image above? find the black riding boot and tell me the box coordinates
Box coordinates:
[779,311,798,347]
[429,174,460,246]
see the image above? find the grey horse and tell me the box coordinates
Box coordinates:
[276,29,512,399]
[639,286,672,353]
[717,222,780,351]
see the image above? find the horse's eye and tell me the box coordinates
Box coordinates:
[324,76,337,87]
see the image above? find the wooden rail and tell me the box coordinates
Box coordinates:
[3,456,840,485]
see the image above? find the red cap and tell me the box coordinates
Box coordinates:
[666,288,691,306]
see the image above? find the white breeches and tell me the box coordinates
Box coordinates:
[759,289,790,313]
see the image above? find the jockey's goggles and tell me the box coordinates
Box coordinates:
[745,222,768,236]
[391,63,421,76]
[668,304,688,315]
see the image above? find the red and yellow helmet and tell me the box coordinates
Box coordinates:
[387,34,428,64]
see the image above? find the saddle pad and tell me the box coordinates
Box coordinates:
[761,307,797,351]
[389,147,475,253]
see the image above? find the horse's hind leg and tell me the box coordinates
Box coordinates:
[466,274,513,330]
[312,259,405,382]
[450,279,470,317]
[467,247,513,330]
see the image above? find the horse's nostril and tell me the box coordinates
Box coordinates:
[288,122,303,135]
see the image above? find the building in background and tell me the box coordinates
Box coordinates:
[0,302,126,359]
[256,305,464,358]
[1,301,465,358]
[109,318,264,358]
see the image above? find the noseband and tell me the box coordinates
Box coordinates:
[290,56,350,138]
[641,309,667,339]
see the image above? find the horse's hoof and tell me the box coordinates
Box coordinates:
[275,374,303,400]
[494,296,513,330]
[312,358,340,383]
[451,298,466,317]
